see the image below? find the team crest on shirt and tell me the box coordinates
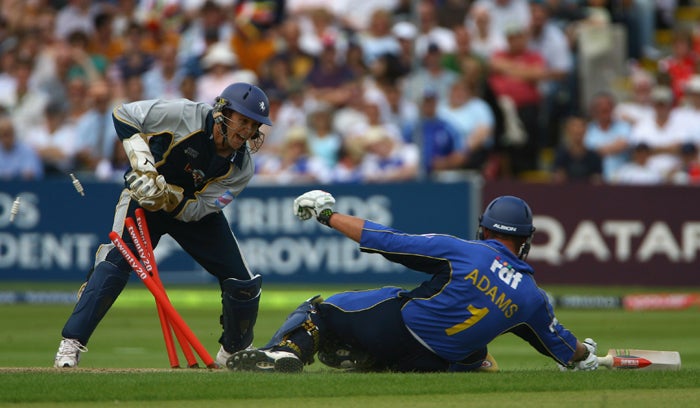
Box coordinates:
[184,163,205,187]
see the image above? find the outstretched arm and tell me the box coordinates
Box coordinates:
[293,190,364,242]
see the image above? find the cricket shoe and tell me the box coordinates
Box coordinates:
[226,349,303,373]
[54,338,87,368]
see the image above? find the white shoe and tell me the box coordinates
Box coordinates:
[226,349,303,373]
[54,338,87,368]
[215,345,233,369]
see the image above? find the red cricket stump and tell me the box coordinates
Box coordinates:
[109,230,217,368]
[125,216,198,368]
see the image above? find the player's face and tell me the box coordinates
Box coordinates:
[215,111,261,153]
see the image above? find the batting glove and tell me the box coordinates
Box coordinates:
[576,338,599,371]
[293,190,335,224]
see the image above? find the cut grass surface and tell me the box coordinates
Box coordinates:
[1,284,698,406]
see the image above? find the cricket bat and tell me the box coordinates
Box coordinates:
[597,349,681,370]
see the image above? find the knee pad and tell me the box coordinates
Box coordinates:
[219,275,262,352]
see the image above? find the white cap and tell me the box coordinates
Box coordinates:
[202,42,237,69]
[392,21,417,40]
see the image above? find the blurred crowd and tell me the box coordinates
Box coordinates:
[1,0,700,186]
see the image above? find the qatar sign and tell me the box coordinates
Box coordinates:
[483,181,700,286]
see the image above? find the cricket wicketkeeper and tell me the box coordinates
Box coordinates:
[54,82,272,368]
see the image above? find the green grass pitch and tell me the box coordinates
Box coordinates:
[1,283,698,407]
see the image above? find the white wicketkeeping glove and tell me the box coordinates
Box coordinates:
[126,171,184,212]
[293,190,335,221]
[123,133,157,174]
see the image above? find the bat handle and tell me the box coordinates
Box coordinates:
[597,355,613,369]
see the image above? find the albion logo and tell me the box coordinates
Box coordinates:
[493,224,517,231]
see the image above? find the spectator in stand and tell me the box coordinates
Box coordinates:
[0,113,43,180]
[54,0,96,41]
[414,0,456,59]
[551,115,602,184]
[297,7,346,58]
[403,43,459,104]
[273,18,316,84]
[381,80,420,143]
[673,75,700,141]
[65,29,107,81]
[306,103,341,168]
[390,21,418,80]
[487,22,547,176]
[466,3,507,60]
[441,25,487,94]
[614,67,655,126]
[112,21,154,84]
[584,92,632,183]
[657,28,697,103]
[65,74,91,124]
[435,79,495,171]
[73,79,118,174]
[196,42,258,104]
[2,56,49,132]
[305,34,356,108]
[255,125,331,185]
[629,85,688,178]
[178,0,233,74]
[330,137,366,183]
[669,142,700,185]
[22,101,78,178]
[360,126,420,183]
[88,12,124,63]
[610,142,665,185]
[358,8,400,67]
[415,88,461,176]
[528,0,574,148]
[142,43,185,100]
[472,0,532,38]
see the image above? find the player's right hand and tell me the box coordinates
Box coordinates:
[293,190,335,221]
[576,338,599,371]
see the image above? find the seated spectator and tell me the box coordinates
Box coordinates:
[551,115,603,184]
[415,89,461,176]
[403,42,458,104]
[196,42,257,104]
[414,0,456,58]
[0,114,43,180]
[465,2,507,60]
[22,102,78,177]
[610,142,665,185]
[614,68,655,126]
[142,43,184,100]
[487,22,547,176]
[584,92,632,182]
[330,137,366,183]
[73,79,118,174]
[307,104,341,168]
[629,85,689,177]
[255,126,331,185]
[304,34,356,107]
[435,80,495,171]
[360,126,420,183]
